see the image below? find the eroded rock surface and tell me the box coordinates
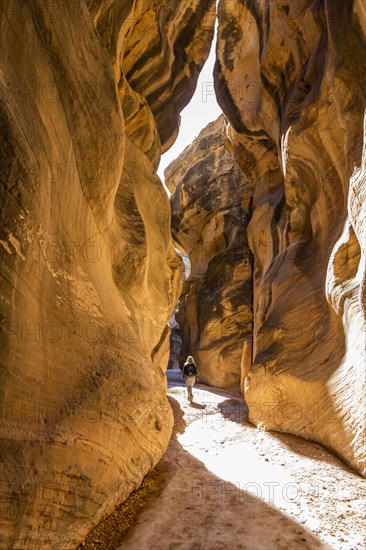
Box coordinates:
[167,116,253,388]
[215,0,366,476]
[0,0,215,547]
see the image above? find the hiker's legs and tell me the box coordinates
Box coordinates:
[186,375,196,401]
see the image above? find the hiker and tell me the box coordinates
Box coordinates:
[181,355,199,402]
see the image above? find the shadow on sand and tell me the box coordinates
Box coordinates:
[188,400,206,409]
[116,395,329,550]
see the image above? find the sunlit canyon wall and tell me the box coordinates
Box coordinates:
[214,0,365,476]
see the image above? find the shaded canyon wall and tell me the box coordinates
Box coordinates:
[167,116,253,388]
[0,0,215,547]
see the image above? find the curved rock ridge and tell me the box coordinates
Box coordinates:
[0,0,215,547]
[88,0,216,158]
[167,116,254,388]
[214,0,366,476]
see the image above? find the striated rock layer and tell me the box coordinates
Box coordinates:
[215,0,366,476]
[167,116,253,388]
[0,0,215,547]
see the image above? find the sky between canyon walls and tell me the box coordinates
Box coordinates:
[157,25,221,186]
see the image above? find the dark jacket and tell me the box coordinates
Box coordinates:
[182,362,198,379]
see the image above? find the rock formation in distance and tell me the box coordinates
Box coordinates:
[167,115,253,388]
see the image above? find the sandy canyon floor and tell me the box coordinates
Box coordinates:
[81,370,365,550]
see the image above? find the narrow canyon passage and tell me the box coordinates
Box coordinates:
[1,1,365,548]
[82,371,365,550]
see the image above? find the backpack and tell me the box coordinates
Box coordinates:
[186,363,196,376]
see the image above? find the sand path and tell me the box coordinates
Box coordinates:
[114,370,365,550]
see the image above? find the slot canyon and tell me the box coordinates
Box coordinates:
[0,1,365,549]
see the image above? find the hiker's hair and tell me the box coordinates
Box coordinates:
[187,355,194,364]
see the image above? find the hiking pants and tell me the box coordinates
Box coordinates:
[185,374,196,400]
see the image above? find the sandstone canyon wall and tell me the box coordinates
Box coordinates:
[0,1,215,547]
[167,116,254,388]
[214,0,366,476]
